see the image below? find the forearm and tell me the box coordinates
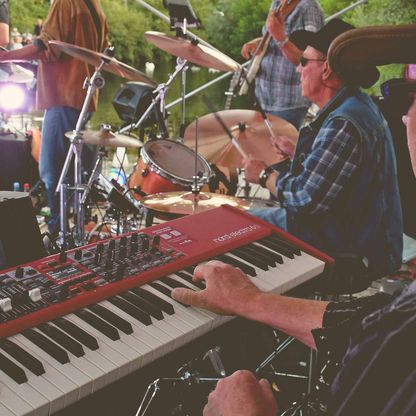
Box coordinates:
[406,98,416,176]
[0,23,9,47]
[236,292,329,349]
[279,40,302,66]
[1,43,40,61]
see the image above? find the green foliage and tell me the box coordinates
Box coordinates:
[8,0,49,33]
[204,0,271,60]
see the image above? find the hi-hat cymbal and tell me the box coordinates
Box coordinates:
[49,41,157,85]
[144,31,241,73]
[184,109,298,168]
[65,130,143,148]
[140,191,251,215]
[0,62,34,83]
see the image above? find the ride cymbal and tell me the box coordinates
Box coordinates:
[140,191,251,215]
[65,130,143,148]
[184,109,298,168]
[144,31,241,73]
[49,41,157,85]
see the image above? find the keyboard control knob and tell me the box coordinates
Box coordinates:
[0,297,12,312]
[59,250,67,263]
[15,267,24,279]
[29,288,42,303]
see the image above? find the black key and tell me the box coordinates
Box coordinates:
[53,317,99,351]
[22,328,70,364]
[248,243,284,265]
[174,271,205,290]
[161,276,193,290]
[184,265,196,275]
[108,296,152,326]
[149,282,190,308]
[125,291,165,320]
[0,339,45,376]
[118,291,162,320]
[231,247,268,271]
[241,244,276,267]
[37,322,85,358]
[216,253,257,277]
[75,310,120,341]
[257,238,295,259]
[130,287,174,315]
[88,304,133,335]
[0,352,27,384]
[266,234,301,256]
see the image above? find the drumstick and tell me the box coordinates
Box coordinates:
[254,94,296,146]
[202,95,248,159]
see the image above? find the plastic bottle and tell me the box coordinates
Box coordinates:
[23,183,30,193]
[13,182,21,192]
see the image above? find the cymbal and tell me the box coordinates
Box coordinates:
[65,130,143,148]
[0,62,34,83]
[144,31,241,73]
[140,191,251,215]
[49,41,157,85]
[184,110,298,168]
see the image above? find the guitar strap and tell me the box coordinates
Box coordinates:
[83,0,103,51]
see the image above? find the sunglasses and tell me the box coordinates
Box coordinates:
[299,56,326,67]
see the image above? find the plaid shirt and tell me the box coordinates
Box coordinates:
[277,118,361,214]
[312,281,416,415]
[255,0,324,112]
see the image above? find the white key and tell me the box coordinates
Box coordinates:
[64,314,140,378]
[98,299,178,366]
[0,368,50,416]
[0,345,65,414]
[13,333,92,401]
[47,321,118,391]
[143,283,217,341]
[0,401,15,416]
[0,381,36,416]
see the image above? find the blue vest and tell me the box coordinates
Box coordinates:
[286,87,403,278]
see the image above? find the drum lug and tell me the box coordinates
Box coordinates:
[141,167,149,177]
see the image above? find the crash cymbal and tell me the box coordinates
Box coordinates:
[0,62,34,83]
[49,41,157,85]
[184,109,298,168]
[144,31,241,73]
[141,191,251,215]
[65,130,143,148]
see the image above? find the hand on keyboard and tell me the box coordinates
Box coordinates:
[171,260,262,316]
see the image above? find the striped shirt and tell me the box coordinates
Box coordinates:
[255,0,324,112]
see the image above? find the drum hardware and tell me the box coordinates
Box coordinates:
[55,54,107,246]
[48,41,154,247]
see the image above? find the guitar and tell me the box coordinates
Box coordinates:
[239,0,300,96]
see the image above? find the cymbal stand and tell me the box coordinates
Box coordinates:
[80,146,107,206]
[119,58,188,138]
[55,60,106,246]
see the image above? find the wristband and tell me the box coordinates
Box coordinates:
[258,166,275,188]
[277,36,289,48]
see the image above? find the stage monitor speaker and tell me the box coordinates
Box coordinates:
[112,81,158,126]
[0,192,46,269]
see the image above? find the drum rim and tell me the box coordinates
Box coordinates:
[141,139,212,186]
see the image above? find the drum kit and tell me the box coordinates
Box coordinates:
[22,26,297,246]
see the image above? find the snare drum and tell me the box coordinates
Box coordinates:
[128,139,211,199]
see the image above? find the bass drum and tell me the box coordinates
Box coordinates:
[128,139,212,200]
